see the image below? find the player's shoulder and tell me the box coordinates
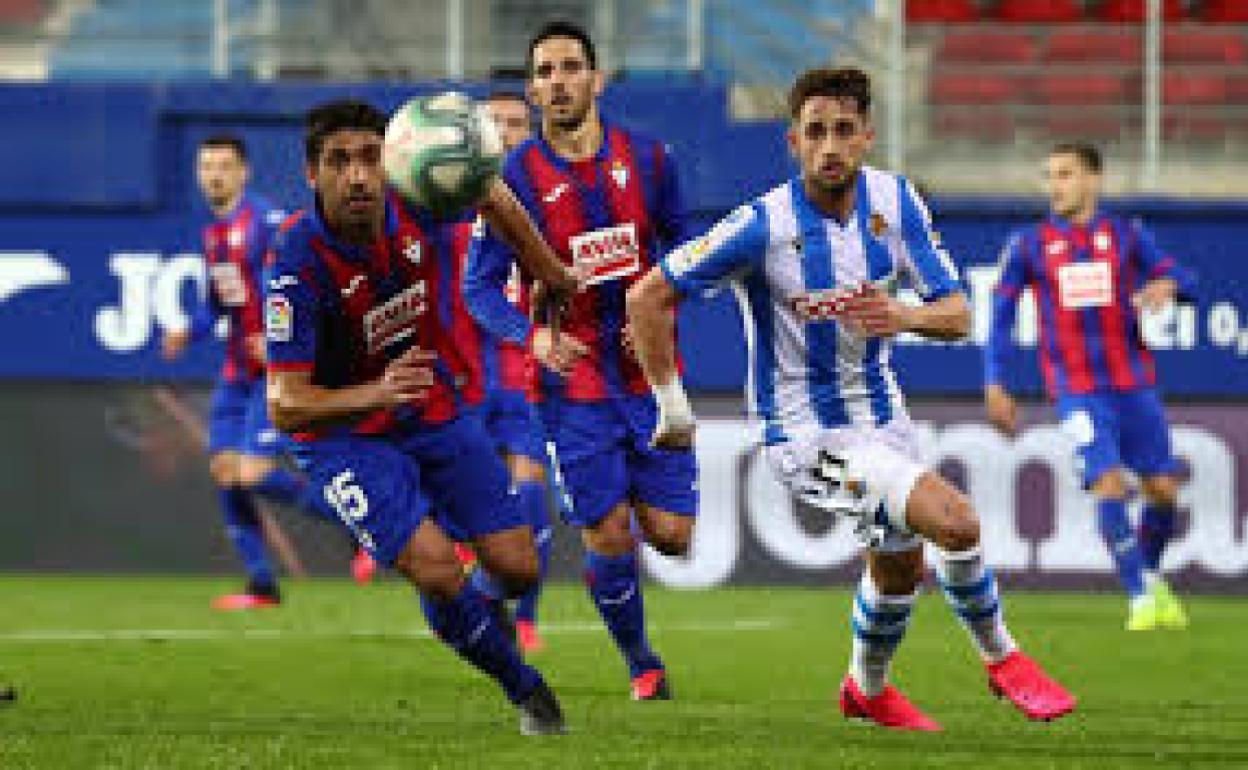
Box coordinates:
[1001,222,1043,260]
[269,210,316,263]
[501,138,541,178]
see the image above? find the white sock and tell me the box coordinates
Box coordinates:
[849,570,916,697]
[936,547,1017,665]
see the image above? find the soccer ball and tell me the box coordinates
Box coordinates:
[383,91,504,215]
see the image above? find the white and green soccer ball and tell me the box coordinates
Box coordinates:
[383,91,503,215]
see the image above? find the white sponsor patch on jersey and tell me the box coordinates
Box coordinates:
[570,222,641,285]
[1057,261,1113,310]
[265,294,292,342]
[363,282,427,352]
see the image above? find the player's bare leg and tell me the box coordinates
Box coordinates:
[1089,469,1152,628]
[905,472,1076,721]
[396,517,565,735]
[582,502,671,700]
[1137,473,1187,629]
[208,451,280,610]
[633,501,693,558]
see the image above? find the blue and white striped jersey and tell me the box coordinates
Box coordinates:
[661,167,962,445]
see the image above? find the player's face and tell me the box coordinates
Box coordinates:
[486,98,532,152]
[528,36,603,131]
[307,129,385,238]
[788,96,874,197]
[196,146,248,212]
[1044,153,1099,219]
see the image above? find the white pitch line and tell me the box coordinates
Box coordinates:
[0,618,781,643]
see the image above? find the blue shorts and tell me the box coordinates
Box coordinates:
[540,393,698,528]
[207,378,284,457]
[291,413,527,566]
[476,389,546,462]
[1055,387,1181,488]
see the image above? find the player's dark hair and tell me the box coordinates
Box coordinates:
[1051,142,1103,174]
[199,134,247,162]
[788,67,872,120]
[304,99,387,163]
[526,20,597,76]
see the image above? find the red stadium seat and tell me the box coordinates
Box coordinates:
[1097,0,1187,23]
[1163,72,1228,105]
[906,0,978,23]
[1044,32,1142,63]
[1162,112,1229,141]
[1036,74,1133,105]
[932,109,1016,142]
[1040,113,1129,140]
[930,72,1021,104]
[937,32,1038,63]
[1205,0,1248,23]
[1163,31,1248,64]
[996,0,1083,23]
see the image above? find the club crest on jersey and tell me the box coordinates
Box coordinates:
[402,236,422,266]
[227,226,246,249]
[570,223,641,285]
[1093,230,1112,252]
[266,294,292,342]
[364,282,427,353]
[609,160,629,189]
[1046,240,1068,257]
[869,213,888,238]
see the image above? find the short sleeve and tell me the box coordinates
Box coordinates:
[896,178,962,301]
[263,229,320,372]
[660,202,768,299]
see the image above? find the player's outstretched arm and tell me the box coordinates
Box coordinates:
[267,347,434,432]
[478,177,579,298]
[626,268,694,449]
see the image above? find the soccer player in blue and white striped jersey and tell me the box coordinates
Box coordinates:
[627,67,1075,731]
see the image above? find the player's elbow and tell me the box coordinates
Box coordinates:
[944,293,972,339]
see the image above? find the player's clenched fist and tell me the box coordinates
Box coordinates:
[375,346,437,405]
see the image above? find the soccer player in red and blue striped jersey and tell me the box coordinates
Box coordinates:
[985,143,1196,631]
[162,134,356,610]
[466,21,696,701]
[264,100,574,734]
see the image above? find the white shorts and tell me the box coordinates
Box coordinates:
[765,418,928,553]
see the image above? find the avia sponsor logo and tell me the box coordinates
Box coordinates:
[569,223,641,286]
[363,282,427,353]
[1056,260,1114,310]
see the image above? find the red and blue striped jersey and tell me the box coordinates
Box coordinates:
[985,211,1196,399]
[464,120,688,402]
[263,192,479,441]
[191,191,283,383]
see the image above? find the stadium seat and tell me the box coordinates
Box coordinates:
[906,0,979,23]
[1163,72,1228,105]
[937,32,1038,63]
[1163,31,1248,64]
[932,109,1015,142]
[1040,113,1129,140]
[996,0,1083,23]
[1228,73,1248,102]
[1036,73,1133,104]
[930,72,1021,104]
[1097,0,1187,23]
[1043,31,1142,63]
[1162,112,1229,141]
[1205,0,1248,23]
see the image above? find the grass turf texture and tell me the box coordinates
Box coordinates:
[0,577,1244,768]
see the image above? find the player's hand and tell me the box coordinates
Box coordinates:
[838,284,913,338]
[162,328,191,361]
[985,384,1019,438]
[375,346,437,405]
[530,325,588,376]
[1132,277,1177,314]
[245,334,267,365]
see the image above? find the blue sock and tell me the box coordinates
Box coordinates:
[251,467,338,524]
[584,550,662,678]
[469,564,509,602]
[1138,504,1177,572]
[420,583,542,704]
[218,487,276,590]
[1097,498,1146,598]
[516,482,551,624]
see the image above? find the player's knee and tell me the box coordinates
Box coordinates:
[486,551,541,596]
[506,454,546,484]
[582,506,635,556]
[933,494,979,552]
[645,514,692,556]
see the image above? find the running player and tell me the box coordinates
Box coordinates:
[452,90,553,654]
[264,99,574,734]
[626,67,1076,730]
[162,134,370,609]
[984,143,1196,631]
[465,21,696,700]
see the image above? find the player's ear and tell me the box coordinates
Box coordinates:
[786,124,798,159]
[304,162,317,189]
[591,69,606,97]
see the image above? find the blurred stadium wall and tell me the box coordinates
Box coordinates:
[0,0,1244,590]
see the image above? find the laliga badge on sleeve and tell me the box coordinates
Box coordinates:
[266,294,293,342]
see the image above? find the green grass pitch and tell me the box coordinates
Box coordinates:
[0,576,1245,768]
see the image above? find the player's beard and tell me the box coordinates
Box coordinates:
[550,93,592,132]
